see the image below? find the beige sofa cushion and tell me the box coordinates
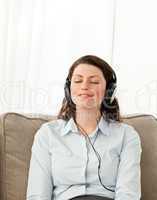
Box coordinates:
[0,112,55,200]
[0,112,157,200]
[123,114,157,200]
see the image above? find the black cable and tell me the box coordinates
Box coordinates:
[74,118,115,193]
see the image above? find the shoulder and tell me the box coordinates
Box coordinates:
[109,120,141,141]
[45,118,67,130]
[109,121,142,153]
[32,119,67,148]
[38,118,67,137]
[120,122,140,139]
[34,119,66,138]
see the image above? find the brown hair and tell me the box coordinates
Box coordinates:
[57,55,123,123]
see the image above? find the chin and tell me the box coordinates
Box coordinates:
[76,103,97,110]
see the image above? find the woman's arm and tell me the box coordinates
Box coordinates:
[26,124,53,200]
[115,125,142,200]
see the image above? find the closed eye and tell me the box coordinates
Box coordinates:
[90,81,99,84]
[74,80,82,83]
[74,80,99,84]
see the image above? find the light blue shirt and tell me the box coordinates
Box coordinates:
[26,116,142,200]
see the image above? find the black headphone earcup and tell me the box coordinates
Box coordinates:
[64,83,69,101]
[102,82,117,108]
[64,79,73,105]
[109,83,117,104]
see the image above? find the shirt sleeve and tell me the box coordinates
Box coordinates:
[26,123,53,200]
[115,125,142,200]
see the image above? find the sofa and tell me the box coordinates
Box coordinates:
[0,112,157,200]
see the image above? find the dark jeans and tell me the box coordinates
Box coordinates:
[69,195,114,200]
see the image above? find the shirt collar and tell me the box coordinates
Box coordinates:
[61,117,79,136]
[61,116,111,136]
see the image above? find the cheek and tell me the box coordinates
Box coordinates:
[70,85,78,97]
[70,85,80,104]
[95,87,105,100]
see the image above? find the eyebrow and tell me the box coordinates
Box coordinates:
[73,74,100,78]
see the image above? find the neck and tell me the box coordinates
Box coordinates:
[75,108,101,134]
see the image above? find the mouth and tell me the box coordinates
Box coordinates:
[79,94,94,97]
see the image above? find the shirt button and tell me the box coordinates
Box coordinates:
[86,183,90,187]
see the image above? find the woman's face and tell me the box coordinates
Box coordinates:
[70,64,106,110]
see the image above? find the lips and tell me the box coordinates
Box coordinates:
[79,93,94,97]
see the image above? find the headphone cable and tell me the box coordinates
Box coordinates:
[74,118,115,193]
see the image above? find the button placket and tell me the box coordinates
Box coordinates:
[80,134,88,185]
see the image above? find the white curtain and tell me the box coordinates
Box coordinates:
[0,0,157,117]
[113,0,157,117]
[0,0,115,115]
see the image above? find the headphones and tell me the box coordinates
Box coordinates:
[64,70,117,107]
[103,70,117,106]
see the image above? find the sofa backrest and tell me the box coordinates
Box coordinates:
[123,114,157,200]
[0,112,55,200]
[0,112,157,200]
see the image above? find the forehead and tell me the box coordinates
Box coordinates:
[72,64,104,78]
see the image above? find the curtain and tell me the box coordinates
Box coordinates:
[113,0,157,117]
[0,0,115,115]
[0,0,156,117]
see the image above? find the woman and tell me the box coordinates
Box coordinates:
[26,55,142,200]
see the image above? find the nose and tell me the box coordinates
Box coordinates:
[80,80,89,90]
